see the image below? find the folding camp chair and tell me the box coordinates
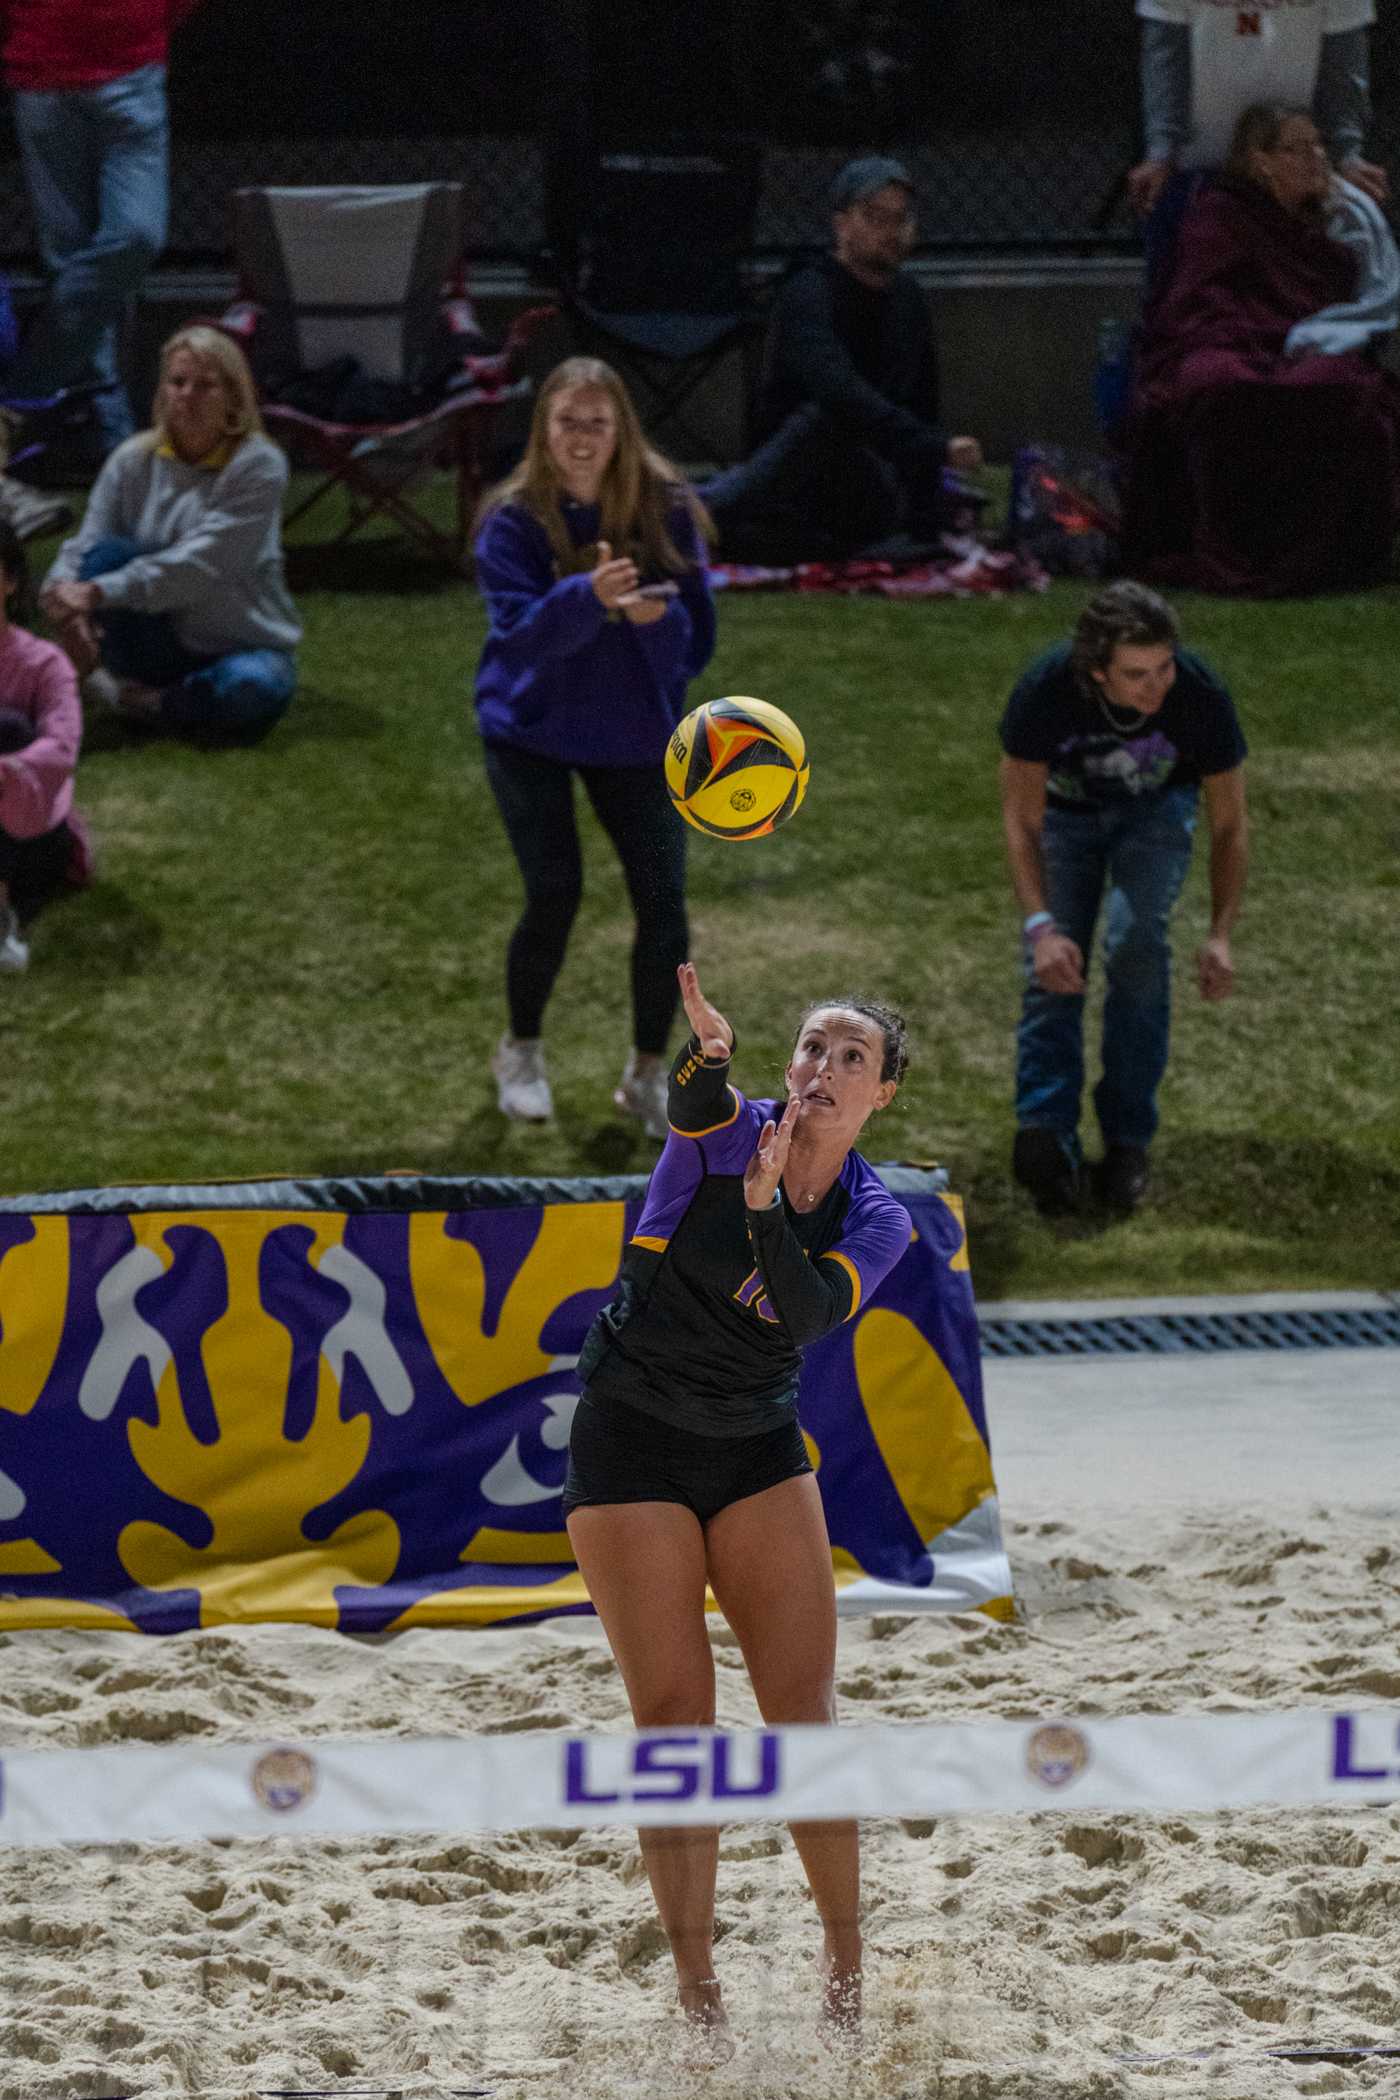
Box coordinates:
[555,138,765,462]
[224,184,553,566]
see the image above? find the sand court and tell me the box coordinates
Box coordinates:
[1,1303,1397,2100]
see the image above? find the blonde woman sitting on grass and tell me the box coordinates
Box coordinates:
[41,325,301,738]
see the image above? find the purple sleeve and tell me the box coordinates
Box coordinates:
[745,1183,911,1348]
[627,504,717,687]
[475,506,608,675]
[829,1188,915,1315]
[631,1085,762,1248]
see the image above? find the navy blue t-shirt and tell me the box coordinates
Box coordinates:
[999,643,1247,810]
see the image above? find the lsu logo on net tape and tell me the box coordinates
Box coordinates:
[251,1747,319,1814]
[1025,1723,1092,1791]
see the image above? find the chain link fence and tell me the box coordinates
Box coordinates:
[0,122,1190,270]
[4,112,1399,272]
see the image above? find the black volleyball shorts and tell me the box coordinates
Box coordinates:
[562,1387,813,1526]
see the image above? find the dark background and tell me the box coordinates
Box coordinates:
[165,0,1137,140]
[1,0,1396,261]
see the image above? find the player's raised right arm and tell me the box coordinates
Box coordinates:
[677,962,734,1061]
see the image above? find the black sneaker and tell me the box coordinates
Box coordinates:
[1012,1128,1082,1217]
[1093,1144,1150,1214]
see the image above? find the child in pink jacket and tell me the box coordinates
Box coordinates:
[0,521,92,969]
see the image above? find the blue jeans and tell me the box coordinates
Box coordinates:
[8,63,169,448]
[81,538,296,738]
[1015,786,1198,1157]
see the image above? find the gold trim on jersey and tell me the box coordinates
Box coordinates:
[630,1234,670,1253]
[669,1085,743,1139]
[820,1249,863,1316]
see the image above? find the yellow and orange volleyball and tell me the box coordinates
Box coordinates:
[664,695,810,841]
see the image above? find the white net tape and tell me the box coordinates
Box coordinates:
[2,1708,1397,1848]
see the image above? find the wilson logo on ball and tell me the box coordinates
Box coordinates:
[664,696,810,841]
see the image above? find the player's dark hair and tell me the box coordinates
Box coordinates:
[793,999,909,1086]
[0,522,33,624]
[1071,580,1180,692]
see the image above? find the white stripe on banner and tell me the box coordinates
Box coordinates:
[1,1711,1397,1848]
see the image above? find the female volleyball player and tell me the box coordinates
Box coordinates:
[473,358,714,1141]
[564,960,913,2051]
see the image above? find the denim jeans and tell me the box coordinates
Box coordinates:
[1015,785,1198,1157]
[81,538,296,738]
[9,63,169,448]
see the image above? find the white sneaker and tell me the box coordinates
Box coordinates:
[614,1054,670,1141]
[0,474,73,542]
[491,1035,553,1122]
[0,905,29,972]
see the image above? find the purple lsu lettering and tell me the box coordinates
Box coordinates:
[732,1267,778,1324]
[1331,1715,1400,1784]
[564,1731,781,1806]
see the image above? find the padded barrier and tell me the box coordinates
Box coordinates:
[0,1168,1012,1633]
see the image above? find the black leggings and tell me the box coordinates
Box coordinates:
[483,741,688,1053]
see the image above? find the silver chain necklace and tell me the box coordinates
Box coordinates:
[1097,693,1149,736]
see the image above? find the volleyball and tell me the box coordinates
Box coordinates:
[665,695,810,840]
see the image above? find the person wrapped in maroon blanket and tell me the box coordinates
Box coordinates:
[1122,103,1400,596]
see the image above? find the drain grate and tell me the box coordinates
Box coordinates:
[980,1305,1400,1358]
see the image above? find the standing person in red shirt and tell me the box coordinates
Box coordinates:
[2,0,204,455]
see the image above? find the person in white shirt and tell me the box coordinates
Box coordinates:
[1129,0,1387,217]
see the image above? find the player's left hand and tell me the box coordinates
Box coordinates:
[743,1093,800,1210]
[1197,934,1234,1002]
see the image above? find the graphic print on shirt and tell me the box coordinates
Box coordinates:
[1050,729,1179,801]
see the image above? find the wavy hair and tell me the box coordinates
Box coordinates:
[1070,581,1180,692]
[479,356,710,576]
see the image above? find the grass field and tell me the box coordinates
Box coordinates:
[3,502,1398,1303]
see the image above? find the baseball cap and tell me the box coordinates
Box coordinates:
[829,156,915,212]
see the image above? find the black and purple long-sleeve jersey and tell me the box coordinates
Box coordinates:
[576,1038,913,1437]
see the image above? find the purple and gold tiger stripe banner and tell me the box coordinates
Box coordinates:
[0,1174,1011,1634]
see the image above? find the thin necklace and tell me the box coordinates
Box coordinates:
[1097,693,1149,735]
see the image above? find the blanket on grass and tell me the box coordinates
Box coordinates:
[708,541,1048,598]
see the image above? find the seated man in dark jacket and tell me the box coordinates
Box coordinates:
[704,157,983,561]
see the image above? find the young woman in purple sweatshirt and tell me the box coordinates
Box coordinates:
[473,357,715,1137]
